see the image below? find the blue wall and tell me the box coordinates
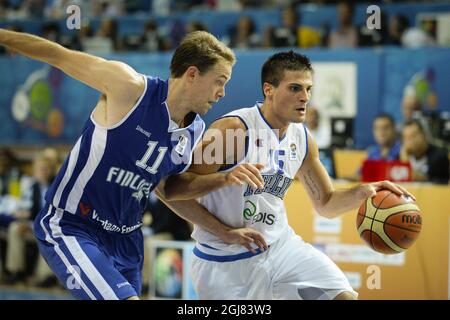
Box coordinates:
[1,47,450,147]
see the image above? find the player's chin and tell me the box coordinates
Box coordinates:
[202,106,212,115]
[197,104,211,115]
[292,115,305,123]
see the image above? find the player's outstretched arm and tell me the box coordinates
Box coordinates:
[164,117,264,200]
[155,183,268,253]
[0,29,143,99]
[298,133,414,219]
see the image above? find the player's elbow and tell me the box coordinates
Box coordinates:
[163,176,188,201]
[154,183,179,202]
[314,194,337,219]
[316,207,338,219]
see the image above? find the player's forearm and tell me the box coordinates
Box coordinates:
[164,172,230,200]
[0,29,66,65]
[317,186,364,219]
[155,190,231,239]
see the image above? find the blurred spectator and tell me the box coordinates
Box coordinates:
[0,148,20,198]
[402,25,435,48]
[226,16,260,48]
[261,25,276,48]
[268,4,322,49]
[358,11,389,47]
[45,0,87,19]
[82,17,118,54]
[142,20,172,52]
[152,0,171,15]
[387,14,409,46]
[19,0,46,19]
[400,120,449,184]
[305,107,331,149]
[298,24,321,49]
[0,148,21,238]
[41,147,62,173]
[328,1,358,48]
[91,0,124,17]
[3,152,57,286]
[367,114,400,160]
[386,13,434,48]
[271,5,299,47]
[0,0,12,19]
[41,21,61,43]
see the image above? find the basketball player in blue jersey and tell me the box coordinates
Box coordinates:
[161,51,415,300]
[0,29,268,300]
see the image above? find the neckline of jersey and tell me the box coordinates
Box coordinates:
[255,102,288,143]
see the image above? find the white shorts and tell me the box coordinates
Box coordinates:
[190,228,358,300]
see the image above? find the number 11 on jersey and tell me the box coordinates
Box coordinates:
[136,141,168,174]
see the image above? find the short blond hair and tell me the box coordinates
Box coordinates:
[170,31,236,78]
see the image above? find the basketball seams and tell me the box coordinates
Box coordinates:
[357,215,373,236]
[382,224,417,251]
[370,232,398,254]
[357,191,422,254]
[357,197,376,236]
[370,191,393,251]
[372,219,404,252]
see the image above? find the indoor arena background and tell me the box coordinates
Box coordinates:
[0,0,449,300]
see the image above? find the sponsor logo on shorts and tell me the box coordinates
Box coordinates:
[91,210,142,234]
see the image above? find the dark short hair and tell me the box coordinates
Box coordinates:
[261,50,313,98]
[374,113,396,127]
[404,119,425,134]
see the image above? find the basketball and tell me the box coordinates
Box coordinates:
[357,190,422,254]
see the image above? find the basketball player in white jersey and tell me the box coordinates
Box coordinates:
[161,51,414,300]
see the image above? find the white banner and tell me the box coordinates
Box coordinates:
[310,62,357,118]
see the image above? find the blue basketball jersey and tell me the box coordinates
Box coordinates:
[44,75,205,234]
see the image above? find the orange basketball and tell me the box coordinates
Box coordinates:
[357,189,422,254]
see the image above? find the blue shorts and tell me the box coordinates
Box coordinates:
[34,204,144,300]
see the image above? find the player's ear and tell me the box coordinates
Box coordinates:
[185,66,200,82]
[263,82,273,98]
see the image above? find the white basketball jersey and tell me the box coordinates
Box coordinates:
[192,103,309,252]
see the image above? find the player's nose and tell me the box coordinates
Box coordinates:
[217,87,225,99]
[299,89,309,103]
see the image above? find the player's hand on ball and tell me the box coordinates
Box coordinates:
[221,227,268,254]
[225,163,264,190]
[356,180,416,201]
